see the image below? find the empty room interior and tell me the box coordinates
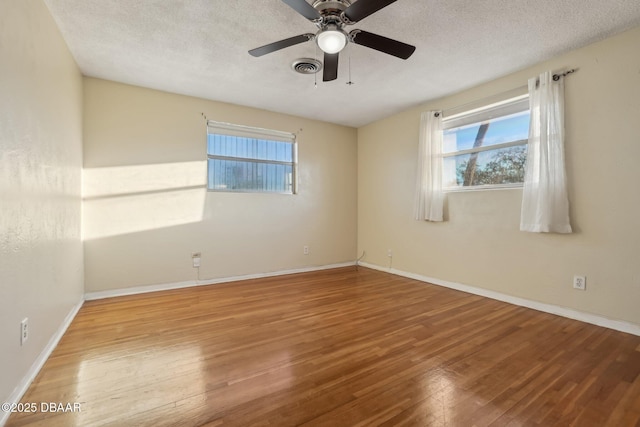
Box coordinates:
[2,0,640,426]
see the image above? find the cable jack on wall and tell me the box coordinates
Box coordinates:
[192,252,202,283]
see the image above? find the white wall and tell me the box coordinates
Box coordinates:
[0,0,84,404]
[82,78,358,292]
[358,26,640,326]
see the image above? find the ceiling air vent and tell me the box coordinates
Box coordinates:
[291,58,323,74]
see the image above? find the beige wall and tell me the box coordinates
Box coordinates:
[0,0,84,403]
[358,26,640,326]
[83,78,358,292]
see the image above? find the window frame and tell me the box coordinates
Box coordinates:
[206,120,298,194]
[441,94,530,192]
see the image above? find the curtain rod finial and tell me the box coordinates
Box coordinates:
[552,68,577,81]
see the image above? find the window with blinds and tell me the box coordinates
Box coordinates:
[206,121,297,194]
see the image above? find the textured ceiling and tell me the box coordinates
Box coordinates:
[44,0,640,128]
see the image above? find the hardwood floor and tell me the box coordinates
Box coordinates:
[7,267,640,426]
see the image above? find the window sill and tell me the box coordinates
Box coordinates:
[207,189,295,195]
[443,183,523,193]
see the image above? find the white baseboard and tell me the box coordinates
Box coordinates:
[1,298,84,427]
[84,262,356,301]
[359,261,640,337]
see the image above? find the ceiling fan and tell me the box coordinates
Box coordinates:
[249,0,416,82]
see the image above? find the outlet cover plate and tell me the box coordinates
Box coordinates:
[21,318,28,345]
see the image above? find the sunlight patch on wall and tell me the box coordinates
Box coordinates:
[83,162,206,240]
[84,161,206,198]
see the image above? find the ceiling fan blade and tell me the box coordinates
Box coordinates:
[249,34,314,57]
[349,30,416,59]
[344,0,397,22]
[281,0,321,20]
[323,52,339,82]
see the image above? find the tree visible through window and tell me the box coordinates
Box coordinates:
[442,96,530,189]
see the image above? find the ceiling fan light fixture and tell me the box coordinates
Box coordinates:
[316,28,347,54]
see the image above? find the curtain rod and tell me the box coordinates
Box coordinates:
[434,68,577,117]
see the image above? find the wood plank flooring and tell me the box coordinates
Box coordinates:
[7,267,640,426]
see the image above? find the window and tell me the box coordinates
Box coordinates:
[207,121,297,194]
[442,95,530,189]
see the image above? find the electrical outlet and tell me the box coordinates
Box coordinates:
[303,246,309,255]
[573,275,586,290]
[387,249,393,258]
[21,318,28,345]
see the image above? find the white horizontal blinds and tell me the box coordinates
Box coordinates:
[443,95,529,130]
[207,121,295,143]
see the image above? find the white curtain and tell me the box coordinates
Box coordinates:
[520,71,572,233]
[414,111,444,221]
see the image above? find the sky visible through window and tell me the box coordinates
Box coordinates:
[444,111,529,153]
[443,110,530,187]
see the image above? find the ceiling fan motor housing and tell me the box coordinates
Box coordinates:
[312,0,351,16]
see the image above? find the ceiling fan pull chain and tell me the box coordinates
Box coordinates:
[314,43,318,88]
[346,49,354,86]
